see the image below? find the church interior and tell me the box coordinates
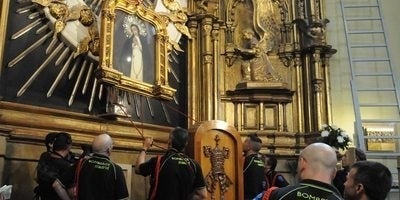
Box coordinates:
[0,0,400,199]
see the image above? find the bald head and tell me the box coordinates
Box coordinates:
[92,134,113,155]
[298,143,338,182]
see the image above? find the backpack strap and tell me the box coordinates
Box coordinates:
[149,155,162,200]
[262,186,278,200]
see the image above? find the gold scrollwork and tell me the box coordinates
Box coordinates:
[32,0,99,56]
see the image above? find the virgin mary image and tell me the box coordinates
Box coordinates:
[127,24,143,80]
[119,15,154,83]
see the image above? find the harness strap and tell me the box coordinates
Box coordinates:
[149,155,162,200]
[262,186,278,200]
[270,173,278,187]
[243,156,256,172]
[73,158,86,200]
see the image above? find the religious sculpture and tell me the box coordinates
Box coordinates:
[235,29,282,82]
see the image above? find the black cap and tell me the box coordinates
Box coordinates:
[44,132,58,151]
[52,132,72,151]
[248,133,262,143]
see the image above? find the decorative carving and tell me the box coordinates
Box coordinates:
[32,0,98,56]
[315,0,321,19]
[162,0,181,11]
[313,50,321,63]
[297,0,305,18]
[273,0,289,22]
[293,18,329,48]
[294,54,302,67]
[203,135,232,200]
[195,0,219,15]
[159,9,192,39]
[211,24,220,41]
[196,0,208,13]
[313,79,323,93]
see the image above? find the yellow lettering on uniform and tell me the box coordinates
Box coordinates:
[296,191,327,200]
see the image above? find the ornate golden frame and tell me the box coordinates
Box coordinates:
[99,0,176,100]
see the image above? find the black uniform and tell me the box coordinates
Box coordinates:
[269,179,343,200]
[36,152,74,200]
[243,153,265,200]
[333,169,348,196]
[59,154,129,200]
[138,149,206,200]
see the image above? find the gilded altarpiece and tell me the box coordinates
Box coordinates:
[187,0,336,154]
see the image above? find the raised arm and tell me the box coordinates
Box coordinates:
[134,137,153,174]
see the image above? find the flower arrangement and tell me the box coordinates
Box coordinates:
[319,124,351,150]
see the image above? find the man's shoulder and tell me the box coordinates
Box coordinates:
[270,181,342,200]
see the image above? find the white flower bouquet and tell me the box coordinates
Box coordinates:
[319,124,351,150]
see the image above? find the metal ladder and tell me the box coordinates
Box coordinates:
[340,0,400,156]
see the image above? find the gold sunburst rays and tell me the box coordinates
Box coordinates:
[16,42,64,97]
[8,0,185,122]
[55,46,71,66]
[9,1,104,112]
[69,58,86,106]
[145,96,154,117]
[28,10,41,19]
[8,31,53,67]
[15,3,37,14]
[46,36,59,54]
[47,47,100,110]
[11,18,44,40]
[37,22,50,34]
[89,0,105,15]
[161,101,171,124]
[47,51,74,97]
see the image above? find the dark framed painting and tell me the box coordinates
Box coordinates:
[99,0,176,100]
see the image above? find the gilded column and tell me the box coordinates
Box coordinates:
[211,22,221,120]
[187,19,200,125]
[200,17,214,120]
[311,49,324,130]
[294,54,304,132]
[323,51,336,125]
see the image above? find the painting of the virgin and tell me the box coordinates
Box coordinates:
[113,12,155,83]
